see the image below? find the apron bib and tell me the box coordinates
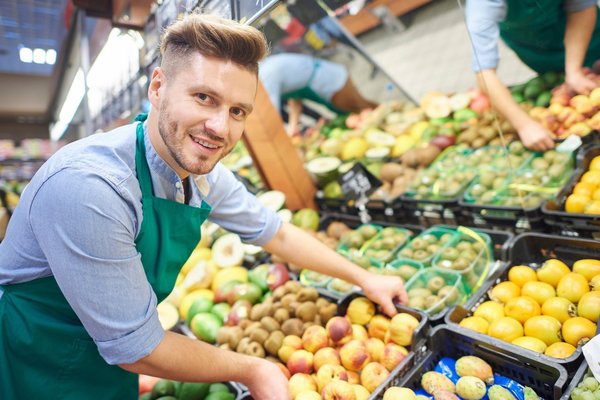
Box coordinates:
[499,0,600,73]
[0,114,211,399]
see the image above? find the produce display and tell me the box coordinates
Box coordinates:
[511,71,563,106]
[139,376,238,400]
[564,154,600,214]
[389,355,543,400]
[456,258,599,360]
[570,368,600,400]
[405,268,467,317]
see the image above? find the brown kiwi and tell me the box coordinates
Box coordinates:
[296,287,319,302]
[281,318,304,337]
[280,293,297,309]
[318,303,337,324]
[295,301,318,322]
[245,341,265,358]
[243,321,262,336]
[260,316,280,332]
[236,337,251,353]
[216,327,231,346]
[249,327,269,345]
[283,280,302,294]
[249,303,269,321]
[264,330,284,355]
[272,286,287,300]
[238,319,252,330]
[228,327,244,349]
[315,298,330,308]
[273,308,290,324]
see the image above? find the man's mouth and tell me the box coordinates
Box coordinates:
[190,135,221,150]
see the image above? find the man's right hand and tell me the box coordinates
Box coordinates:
[518,120,555,151]
[244,359,290,400]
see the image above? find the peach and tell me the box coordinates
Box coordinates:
[275,362,291,379]
[346,297,375,325]
[302,325,329,354]
[326,316,353,344]
[383,387,417,400]
[278,335,303,363]
[353,384,371,400]
[360,362,390,393]
[388,313,419,347]
[316,363,349,393]
[346,370,360,385]
[313,347,341,371]
[352,324,369,340]
[340,339,371,372]
[288,373,317,400]
[287,349,314,375]
[367,315,391,341]
[321,380,357,400]
[296,391,321,400]
[365,337,385,362]
[380,343,408,372]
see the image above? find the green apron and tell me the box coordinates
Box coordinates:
[499,0,600,73]
[0,114,211,399]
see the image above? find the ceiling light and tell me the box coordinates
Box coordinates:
[46,49,57,65]
[33,48,45,64]
[19,47,32,63]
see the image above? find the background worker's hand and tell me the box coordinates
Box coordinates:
[245,359,290,400]
[566,69,597,95]
[360,273,408,317]
[519,120,555,151]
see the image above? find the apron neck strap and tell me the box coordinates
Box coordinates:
[135,116,154,197]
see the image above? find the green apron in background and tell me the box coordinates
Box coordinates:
[500,0,600,73]
[0,114,211,399]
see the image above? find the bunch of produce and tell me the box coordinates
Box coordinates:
[459,259,599,359]
[528,68,600,139]
[405,268,466,316]
[387,355,542,400]
[511,71,564,106]
[139,376,237,400]
[570,369,600,400]
[398,228,455,265]
[285,296,420,399]
[564,154,600,214]
[338,225,410,263]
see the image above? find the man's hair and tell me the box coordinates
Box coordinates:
[160,13,269,75]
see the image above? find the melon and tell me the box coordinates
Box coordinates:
[211,234,244,268]
[256,190,286,211]
[306,157,342,185]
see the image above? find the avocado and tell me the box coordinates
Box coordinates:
[177,382,210,400]
[151,380,176,399]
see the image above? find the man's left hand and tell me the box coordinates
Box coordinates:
[360,273,408,317]
[566,70,597,94]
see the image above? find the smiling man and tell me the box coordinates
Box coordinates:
[0,14,407,400]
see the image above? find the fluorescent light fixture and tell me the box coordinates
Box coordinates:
[50,68,85,141]
[46,49,57,65]
[19,47,32,63]
[33,48,45,64]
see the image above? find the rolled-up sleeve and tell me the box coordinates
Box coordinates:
[465,0,507,72]
[205,164,282,246]
[28,167,164,365]
[564,0,597,12]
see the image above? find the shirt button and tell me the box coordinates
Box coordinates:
[175,181,181,189]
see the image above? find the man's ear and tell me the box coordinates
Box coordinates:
[148,67,165,109]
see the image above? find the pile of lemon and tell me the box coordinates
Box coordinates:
[565,155,600,214]
[460,258,599,358]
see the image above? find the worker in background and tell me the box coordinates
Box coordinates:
[0,14,408,400]
[259,52,378,136]
[465,0,600,151]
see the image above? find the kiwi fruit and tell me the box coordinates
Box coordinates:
[216,327,231,345]
[295,302,318,322]
[438,285,460,305]
[281,318,304,337]
[297,287,319,302]
[236,337,251,353]
[250,303,270,321]
[409,296,425,309]
[318,303,337,324]
[281,293,297,309]
[273,308,290,324]
[249,328,269,345]
[284,280,302,294]
[245,341,265,358]
[427,276,446,293]
[316,297,331,309]
[260,316,280,332]
[272,286,287,300]
[228,327,244,349]
[408,288,432,298]
[243,322,262,336]
[238,319,252,330]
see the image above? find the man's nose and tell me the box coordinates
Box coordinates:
[205,108,229,137]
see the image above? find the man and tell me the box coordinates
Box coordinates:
[259,52,378,136]
[0,14,407,400]
[466,0,600,151]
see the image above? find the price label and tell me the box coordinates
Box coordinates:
[339,163,381,200]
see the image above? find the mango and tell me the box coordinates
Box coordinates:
[488,385,517,400]
[456,376,486,400]
[421,371,455,395]
[455,356,494,385]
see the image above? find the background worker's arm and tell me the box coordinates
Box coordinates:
[565,3,598,94]
[120,332,289,400]
[263,222,408,316]
[476,69,555,151]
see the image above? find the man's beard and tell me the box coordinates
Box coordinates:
[158,105,229,176]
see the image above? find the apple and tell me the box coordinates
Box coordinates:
[321,380,357,400]
[351,324,369,341]
[360,362,389,393]
[278,335,303,363]
[388,313,419,346]
[313,347,341,371]
[302,325,329,354]
[340,340,371,372]
[367,315,390,341]
[380,343,408,372]
[225,299,252,326]
[353,384,371,400]
[288,373,317,400]
[326,316,353,345]
[267,263,290,290]
[316,363,349,392]
[287,349,314,375]
[365,338,385,362]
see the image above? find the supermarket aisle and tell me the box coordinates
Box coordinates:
[354,0,536,101]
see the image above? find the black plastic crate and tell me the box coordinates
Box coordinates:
[542,144,600,239]
[446,232,600,374]
[365,198,407,224]
[369,325,568,400]
[314,192,357,216]
[399,194,470,227]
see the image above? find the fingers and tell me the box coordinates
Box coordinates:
[379,297,398,317]
[397,284,409,306]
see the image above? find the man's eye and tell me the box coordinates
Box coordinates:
[231,107,245,117]
[197,93,209,101]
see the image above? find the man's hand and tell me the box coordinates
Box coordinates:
[566,69,597,95]
[519,120,555,151]
[361,273,409,317]
[244,359,290,400]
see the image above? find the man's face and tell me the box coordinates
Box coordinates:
[154,54,257,176]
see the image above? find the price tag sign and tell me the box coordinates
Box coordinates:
[339,163,381,200]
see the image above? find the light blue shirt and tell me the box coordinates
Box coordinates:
[0,121,281,365]
[465,0,597,72]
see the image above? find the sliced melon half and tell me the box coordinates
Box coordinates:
[211,233,244,268]
[306,157,342,185]
[256,190,286,211]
